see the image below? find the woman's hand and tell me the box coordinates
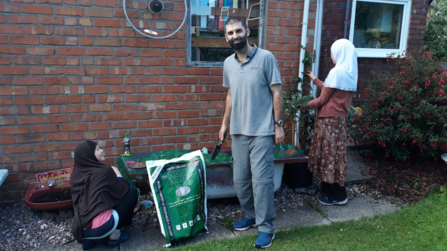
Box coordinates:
[307,71,316,81]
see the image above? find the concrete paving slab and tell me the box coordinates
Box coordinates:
[120,206,324,250]
[274,206,326,229]
[368,197,402,215]
[120,228,166,251]
[345,147,374,184]
[120,222,253,250]
[321,197,375,222]
[123,197,399,250]
[32,197,402,251]
[320,197,401,223]
[175,224,245,247]
[31,238,118,251]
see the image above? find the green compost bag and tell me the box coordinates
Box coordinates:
[147,150,208,247]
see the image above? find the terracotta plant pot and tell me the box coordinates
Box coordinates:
[24,180,73,211]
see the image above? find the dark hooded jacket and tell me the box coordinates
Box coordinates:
[70,141,129,243]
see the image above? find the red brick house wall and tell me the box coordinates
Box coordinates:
[0,0,317,206]
[318,0,430,104]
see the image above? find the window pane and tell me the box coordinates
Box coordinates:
[190,0,261,62]
[353,2,404,49]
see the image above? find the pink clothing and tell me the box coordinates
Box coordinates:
[302,78,354,118]
[91,209,112,229]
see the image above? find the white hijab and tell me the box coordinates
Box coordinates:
[324,39,358,91]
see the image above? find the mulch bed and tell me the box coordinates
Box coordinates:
[362,159,447,205]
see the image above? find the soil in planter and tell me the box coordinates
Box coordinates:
[33,190,72,203]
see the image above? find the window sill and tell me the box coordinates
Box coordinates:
[356,48,406,58]
[186,61,224,67]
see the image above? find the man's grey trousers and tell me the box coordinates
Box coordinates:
[232,135,276,234]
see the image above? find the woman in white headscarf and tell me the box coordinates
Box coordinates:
[301,39,358,205]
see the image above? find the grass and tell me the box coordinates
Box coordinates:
[164,193,447,251]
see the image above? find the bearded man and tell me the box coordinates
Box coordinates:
[219,17,284,249]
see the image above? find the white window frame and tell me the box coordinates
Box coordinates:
[349,0,412,58]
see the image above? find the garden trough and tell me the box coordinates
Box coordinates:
[24,180,72,211]
[118,148,309,199]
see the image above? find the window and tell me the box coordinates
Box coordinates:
[186,0,265,67]
[349,0,412,58]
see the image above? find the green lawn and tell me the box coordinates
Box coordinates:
[167,193,447,251]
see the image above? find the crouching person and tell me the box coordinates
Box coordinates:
[71,140,138,250]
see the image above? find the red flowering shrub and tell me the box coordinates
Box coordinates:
[349,51,447,161]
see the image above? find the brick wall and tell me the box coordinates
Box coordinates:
[318,0,429,104]
[0,0,317,206]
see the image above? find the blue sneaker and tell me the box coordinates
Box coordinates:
[81,239,96,250]
[107,229,130,247]
[318,196,348,205]
[233,217,256,231]
[254,232,275,249]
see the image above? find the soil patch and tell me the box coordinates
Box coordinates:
[33,191,72,203]
[362,159,447,204]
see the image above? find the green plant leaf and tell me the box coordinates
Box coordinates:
[440,185,447,194]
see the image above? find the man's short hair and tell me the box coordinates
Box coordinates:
[224,17,247,31]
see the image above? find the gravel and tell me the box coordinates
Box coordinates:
[0,181,375,251]
[0,204,73,250]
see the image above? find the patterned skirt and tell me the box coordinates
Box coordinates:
[308,117,348,186]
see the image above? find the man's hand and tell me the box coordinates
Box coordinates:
[274,126,285,145]
[270,84,284,145]
[219,89,232,141]
[219,125,229,141]
[111,165,122,176]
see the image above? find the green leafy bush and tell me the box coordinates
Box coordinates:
[425,0,447,60]
[349,51,447,161]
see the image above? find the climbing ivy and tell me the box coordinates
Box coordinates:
[283,45,315,151]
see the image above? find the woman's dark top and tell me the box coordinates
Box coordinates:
[70,141,129,243]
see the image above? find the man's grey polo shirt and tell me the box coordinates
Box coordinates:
[223,45,282,136]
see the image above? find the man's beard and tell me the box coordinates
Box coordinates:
[228,34,248,51]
